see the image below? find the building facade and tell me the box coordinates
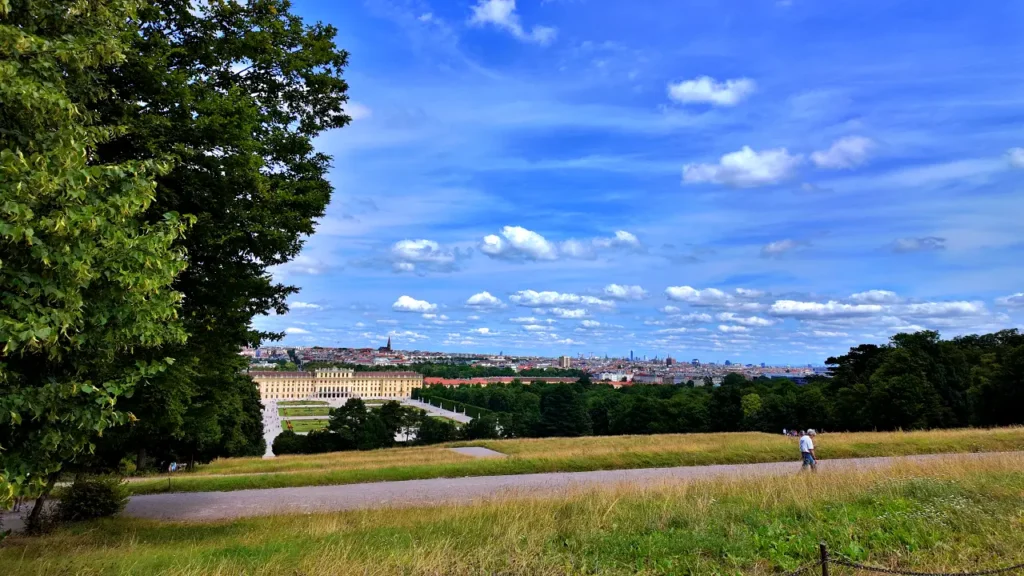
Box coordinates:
[250,368,423,401]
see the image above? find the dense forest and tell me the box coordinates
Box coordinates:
[414,330,1024,437]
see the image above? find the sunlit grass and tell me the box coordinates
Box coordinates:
[123,427,1024,495]
[280,419,328,433]
[6,453,1024,575]
[278,407,331,417]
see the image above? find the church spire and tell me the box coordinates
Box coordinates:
[386,336,391,351]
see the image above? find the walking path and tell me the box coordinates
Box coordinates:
[117,451,1010,523]
[449,447,507,458]
[403,399,473,423]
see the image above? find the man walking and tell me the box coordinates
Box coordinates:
[799,429,818,471]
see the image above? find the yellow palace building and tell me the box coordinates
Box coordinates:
[250,368,424,401]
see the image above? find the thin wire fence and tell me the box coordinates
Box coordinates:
[780,543,1024,576]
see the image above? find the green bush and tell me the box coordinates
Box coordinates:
[57,476,129,523]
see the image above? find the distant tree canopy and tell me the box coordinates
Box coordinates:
[416,330,1024,437]
[302,362,586,379]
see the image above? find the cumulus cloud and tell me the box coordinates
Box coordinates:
[683,146,802,187]
[603,284,647,301]
[811,136,874,169]
[392,295,437,313]
[659,305,681,314]
[465,291,506,310]
[716,312,775,326]
[1007,147,1024,168]
[580,320,601,328]
[550,308,587,319]
[469,327,497,335]
[667,76,756,106]
[665,286,734,306]
[889,237,946,253]
[850,290,901,304]
[735,288,765,298]
[813,330,849,337]
[897,301,986,318]
[718,325,750,333]
[509,316,538,323]
[996,293,1024,308]
[289,302,321,310]
[284,327,310,334]
[761,239,808,258]
[390,239,463,273]
[480,226,641,261]
[522,324,554,332]
[468,0,557,45]
[770,300,884,318]
[510,290,614,308]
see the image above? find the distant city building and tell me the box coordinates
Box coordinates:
[666,357,675,366]
[630,350,633,361]
[558,355,572,369]
[724,360,732,366]
[691,359,700,366]
[251,367,422,401]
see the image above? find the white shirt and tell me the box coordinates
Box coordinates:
[799,435,814,453]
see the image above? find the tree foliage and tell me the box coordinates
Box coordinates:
[0,0,188,512]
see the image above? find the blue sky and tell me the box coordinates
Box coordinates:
[256,0,1024,364]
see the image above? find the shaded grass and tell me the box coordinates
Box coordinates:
[5,454,1024,575]
[278,407,330,417]
[126,427,1024,496]
[281,419,328,433]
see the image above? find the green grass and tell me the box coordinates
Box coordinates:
[281,419,329,433]
[278,407,331,417]
[123,427,1024,496]
[5,453,1024,575]
[276,400,327,406]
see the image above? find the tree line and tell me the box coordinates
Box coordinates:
[415,330,1024,438]
[272,399,499,455]
[2,0,350,528]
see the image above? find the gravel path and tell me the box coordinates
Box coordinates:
[449,447,507,458]
[119,451,1011,523]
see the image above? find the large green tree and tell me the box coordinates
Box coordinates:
[89,0,351,467]
[0,0,188,522]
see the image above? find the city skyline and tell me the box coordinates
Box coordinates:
[255,0,1024,363]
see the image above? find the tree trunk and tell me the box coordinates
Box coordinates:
[136,447,146,472]
[26,474,58,534]
[189,452,195,472]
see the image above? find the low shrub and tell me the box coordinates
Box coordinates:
[56,476,129,523]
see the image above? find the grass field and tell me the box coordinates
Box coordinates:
[278,407,331,417]
[124,427,1024,496]
[281,419,329,433]
[5,453,1024,575]
[276,400,327,406]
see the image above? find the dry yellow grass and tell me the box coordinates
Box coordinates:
[6,452,1024,575]
[193,444,474,476]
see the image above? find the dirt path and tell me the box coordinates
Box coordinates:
[115,452,1012,523]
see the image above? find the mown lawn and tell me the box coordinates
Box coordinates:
[276,400,327,406]
[281,419,328,433]
[5,453,1024,575]
[123,427,1024,495]
[278,407,331,417]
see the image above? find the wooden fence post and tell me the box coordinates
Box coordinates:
[819,542,829,576]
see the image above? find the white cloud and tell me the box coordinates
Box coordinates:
[392,295,437,313]
[1007,147,1024,168]
[550,307,587,319]
[284,327,310,334]
[580,320,601,328]
[718,325,751,333]
[510,290,614,308]
[659,305,681,314]
[770,300,884,318]
[466,291,506,310]
[603,284,647,301]
[481,227,641,261]
[468,0,557,45]
[289,302,321,310]
[467,315,481,320]
[480,226,558,261]
[996,293,1024,308]
[898,301,986,318]
[811,136,874,169]
[665,286,734,306]
[735,288,765,298]
[890,237,946,253]
[390,239,459,273]
[522,324,553,332]
[509,316,538,323]
[345,102,372,121]
[813,330,849,337]
[716,312,775,326]
[761,239,806,258]
[667,76,756,107]
[656,327,689,334]
[469,327,497,335]
[418,12,433,22]
[683,146,802,187]
[850,290,901,304]
[376,319,399,325]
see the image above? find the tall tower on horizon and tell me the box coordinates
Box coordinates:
[386,336,391,351]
